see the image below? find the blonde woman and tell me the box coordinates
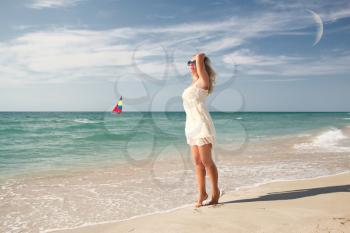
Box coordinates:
[182,53,220,207]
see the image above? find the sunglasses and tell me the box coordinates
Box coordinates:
[187,60,196,66]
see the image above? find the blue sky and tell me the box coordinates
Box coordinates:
[0,0,349,111]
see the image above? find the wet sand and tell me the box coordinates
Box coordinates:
[49,172,350,233]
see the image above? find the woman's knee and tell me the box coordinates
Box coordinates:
[193,156,205,168]
[201,158,214,168]
[191,146,204,167]
[198,144,214,167]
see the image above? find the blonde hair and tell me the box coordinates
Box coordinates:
[204,56,217,94]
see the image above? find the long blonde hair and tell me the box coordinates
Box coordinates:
[204,56,217,94]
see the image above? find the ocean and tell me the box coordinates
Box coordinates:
[1,112,350,233]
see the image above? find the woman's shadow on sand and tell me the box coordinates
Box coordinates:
[217,184,350,206]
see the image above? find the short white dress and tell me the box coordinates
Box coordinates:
[182,79,216,147]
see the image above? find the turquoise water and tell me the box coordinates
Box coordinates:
[1,112,349,178]
[1,111,350,233]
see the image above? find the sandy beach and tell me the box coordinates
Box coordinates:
[48,172,350,233]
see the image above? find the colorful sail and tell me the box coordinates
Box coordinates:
[112,96,123,113]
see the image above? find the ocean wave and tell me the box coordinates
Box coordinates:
[73,118,101,124]
[0,128,26,134]
[76,132,125,142]
[293,127,350,153]
[343,117,350,120]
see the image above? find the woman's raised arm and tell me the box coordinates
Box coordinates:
[195,53,210,87]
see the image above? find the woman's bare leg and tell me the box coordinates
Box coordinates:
[191,145,208,207]
[198,143,220,204]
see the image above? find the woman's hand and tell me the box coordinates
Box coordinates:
[196,53,205,60]
[196,53,205,66]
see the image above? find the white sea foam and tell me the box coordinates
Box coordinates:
[235,117,243,120]
[293,127,350,153]
[3,160,349,233]
[296,133,312,137]
[73,118,99,124]
[42,171,350,233]
[343,117,350,120]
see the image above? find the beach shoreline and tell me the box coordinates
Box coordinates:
[47,171,350,233]
[2,112,350,233]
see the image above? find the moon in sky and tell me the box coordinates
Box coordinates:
[307,9,323,46]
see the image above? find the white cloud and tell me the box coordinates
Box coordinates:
[11,25,39,31]
[259,78,306,82]
[27,0,84,9]
[223,49,350,76]
[223,49,300,66]
[0,26,176,86]
[199,36,242,53]
[258,0,350,22]
[146,14,176,20]
[1,2,350,86]
[326,8,350,22]
[8,30,133,71]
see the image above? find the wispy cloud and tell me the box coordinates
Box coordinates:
[1,2,350,86]
[11,25,40,31]
[223,49,301,66]
[258,0,350,22]
[146,14,176,20]
[223,49,350,76]
[259,78,306,82]
[26,0,84,9]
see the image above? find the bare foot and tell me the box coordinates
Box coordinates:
[195,192,208,208]
[208,188,220,205]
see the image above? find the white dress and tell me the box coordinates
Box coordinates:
[182,79,216,147]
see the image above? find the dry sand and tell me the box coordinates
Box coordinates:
[50,172,350,233]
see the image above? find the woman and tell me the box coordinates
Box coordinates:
[182,53,220,207]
